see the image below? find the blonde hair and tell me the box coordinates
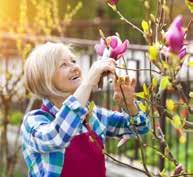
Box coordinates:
[24,42,75,99]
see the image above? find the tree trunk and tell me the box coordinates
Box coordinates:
[0,100,9,177]
[158,90,167,171]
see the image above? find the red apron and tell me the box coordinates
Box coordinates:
[41,104,106,177]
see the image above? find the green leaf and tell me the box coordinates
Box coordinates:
[9,111,23,125]
[164,147,170,156]
[161,60,169,69]
[166,99,175,111]
[143,83,149,97]
[141,20,149,33]
[107,3,117,11]
[148,44,159,61]
[188,61,193,67]
[138,102,147,112]
[159,76,170,91]
[185,0,193,13]
[171,115,182,129]
[160,169,168,177]
[179,134,186,144]
[88,101,95,114]
[152,77,158,88]
[134,92,145,99]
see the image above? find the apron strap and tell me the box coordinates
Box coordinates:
[41,103,103,151]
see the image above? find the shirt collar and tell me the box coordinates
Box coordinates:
[42,98,59,116]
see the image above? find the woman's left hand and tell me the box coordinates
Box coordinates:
[113,75,138,115]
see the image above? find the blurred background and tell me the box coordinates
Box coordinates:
[0,0,193,177]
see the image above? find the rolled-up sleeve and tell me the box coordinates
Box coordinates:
[95,106,150,137]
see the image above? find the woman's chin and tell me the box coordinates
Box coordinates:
[71,81,82,92]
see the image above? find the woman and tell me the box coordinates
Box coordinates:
[21,42,150,177]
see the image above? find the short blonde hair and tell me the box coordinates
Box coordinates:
[24,42,75,99]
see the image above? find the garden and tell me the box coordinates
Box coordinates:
[0,0,193,177]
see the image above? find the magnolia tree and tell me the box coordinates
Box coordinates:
[92,0,193,176]
[0,1,82,177]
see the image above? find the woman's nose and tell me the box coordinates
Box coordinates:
[70,63,80,72]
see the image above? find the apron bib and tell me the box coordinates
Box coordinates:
[41,104,106,177]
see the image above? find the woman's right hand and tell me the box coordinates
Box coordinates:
[83,58,116,88]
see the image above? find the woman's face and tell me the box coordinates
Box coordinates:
[53,50,82,94]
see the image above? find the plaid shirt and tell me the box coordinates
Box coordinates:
[21,95,150,177]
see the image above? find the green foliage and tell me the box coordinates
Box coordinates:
[106,0,144,20]
[0,0,158,43]
[9,111,23,125]
[104,0,157,43]
[60,0,97,20]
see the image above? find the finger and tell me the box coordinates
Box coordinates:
[113,92,120,99]
[108,58,116,63]
[104,58,116,65]
[108,60,116,69]
[102,61,114,70]
[113,78,120,91]
[113,92,122,102]
[113,74,120,85]
[105,65,115,74]
[125,75,130,85]
[118,78,123,85]
[131,78,136,87]
[106,59,116,67]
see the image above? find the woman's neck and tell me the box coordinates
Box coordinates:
[49,96,67,108]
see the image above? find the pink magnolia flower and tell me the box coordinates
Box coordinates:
[162,45,186,59]
[165,15,185,54]
[173,164,184,176]
[94,38,106,56]
[95,36,129,60]
[107,0,119,5]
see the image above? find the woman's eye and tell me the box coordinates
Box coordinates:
[72,60,76,64]
[61,63,67,67]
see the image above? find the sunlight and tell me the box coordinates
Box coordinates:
[0,0,19,27]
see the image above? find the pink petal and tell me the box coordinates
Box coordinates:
[95,44,105,56]
[94,39,106,56]
[108,0,119,5]
[166,28,184,53]
[178,46,186,59]
[173,15,183,29]
[110,36,118,48]
[165,15,184,54]
[110,39,129,59]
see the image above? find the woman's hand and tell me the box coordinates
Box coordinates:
[83,58,116,88]
[113,75,138,116]
[74,59,115,107]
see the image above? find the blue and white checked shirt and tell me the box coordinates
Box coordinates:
[21,95,150,177]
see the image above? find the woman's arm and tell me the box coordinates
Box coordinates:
[74,58,115,106]
[96,75,150,137]
[21,95,88,153]
[95,106,150,137]
[21,59,116,153]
